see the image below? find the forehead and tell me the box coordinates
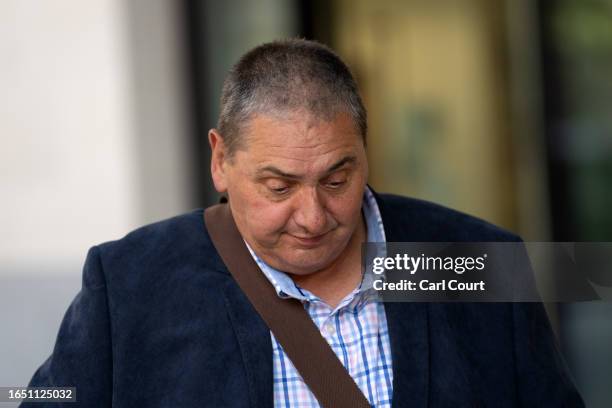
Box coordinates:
[240,111,362,159]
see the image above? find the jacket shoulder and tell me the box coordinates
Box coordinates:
[95,208,225,278]
[376,193,521,242]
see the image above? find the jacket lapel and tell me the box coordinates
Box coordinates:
[384,302,430,408]
[373,188,430,408]
[203,205,274,407]
[222,276,274,408]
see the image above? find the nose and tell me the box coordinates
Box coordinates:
[292,187,327,235]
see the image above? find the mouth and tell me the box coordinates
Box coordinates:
[290,232,329,247]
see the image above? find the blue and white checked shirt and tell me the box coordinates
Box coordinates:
[246,187,393,408]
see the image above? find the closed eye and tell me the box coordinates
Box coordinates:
[325,180,346,189]
[322,170,348,190]
[271,186,290,194]
[264,179,292,195]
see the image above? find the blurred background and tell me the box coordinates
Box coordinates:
[1,0,611,406]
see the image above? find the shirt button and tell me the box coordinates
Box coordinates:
[325,323,335,336]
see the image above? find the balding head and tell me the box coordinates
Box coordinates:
[217,38,367,157]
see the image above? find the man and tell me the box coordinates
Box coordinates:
[23,39,582,407]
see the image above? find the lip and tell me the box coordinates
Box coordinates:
[290,232,328,247]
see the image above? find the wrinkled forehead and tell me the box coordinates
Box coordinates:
[243,110,360,148]
[235,111,366,175]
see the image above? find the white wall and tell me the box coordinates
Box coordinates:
[0,0,137,275]
[0,0,192,394]
[0,0,193,277]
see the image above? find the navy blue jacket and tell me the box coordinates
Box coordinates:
[23,192,583,407]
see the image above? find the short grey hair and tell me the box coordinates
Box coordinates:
[217,38,367,156]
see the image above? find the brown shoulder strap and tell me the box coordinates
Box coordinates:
[204,204,371,408]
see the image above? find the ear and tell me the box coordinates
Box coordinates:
[208,129,228,193]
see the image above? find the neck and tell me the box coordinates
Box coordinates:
[291,214,367,308]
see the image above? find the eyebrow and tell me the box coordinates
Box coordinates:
[256,155,357,179]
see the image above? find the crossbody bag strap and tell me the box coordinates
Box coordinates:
[204,204,371,408]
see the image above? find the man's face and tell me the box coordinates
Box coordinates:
[210,111,368,275]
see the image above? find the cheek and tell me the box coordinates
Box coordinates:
[331,203,361,226]
[327,190,364,223]
[243,198,293,237]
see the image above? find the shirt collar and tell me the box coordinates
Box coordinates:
[244,185,386,305]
